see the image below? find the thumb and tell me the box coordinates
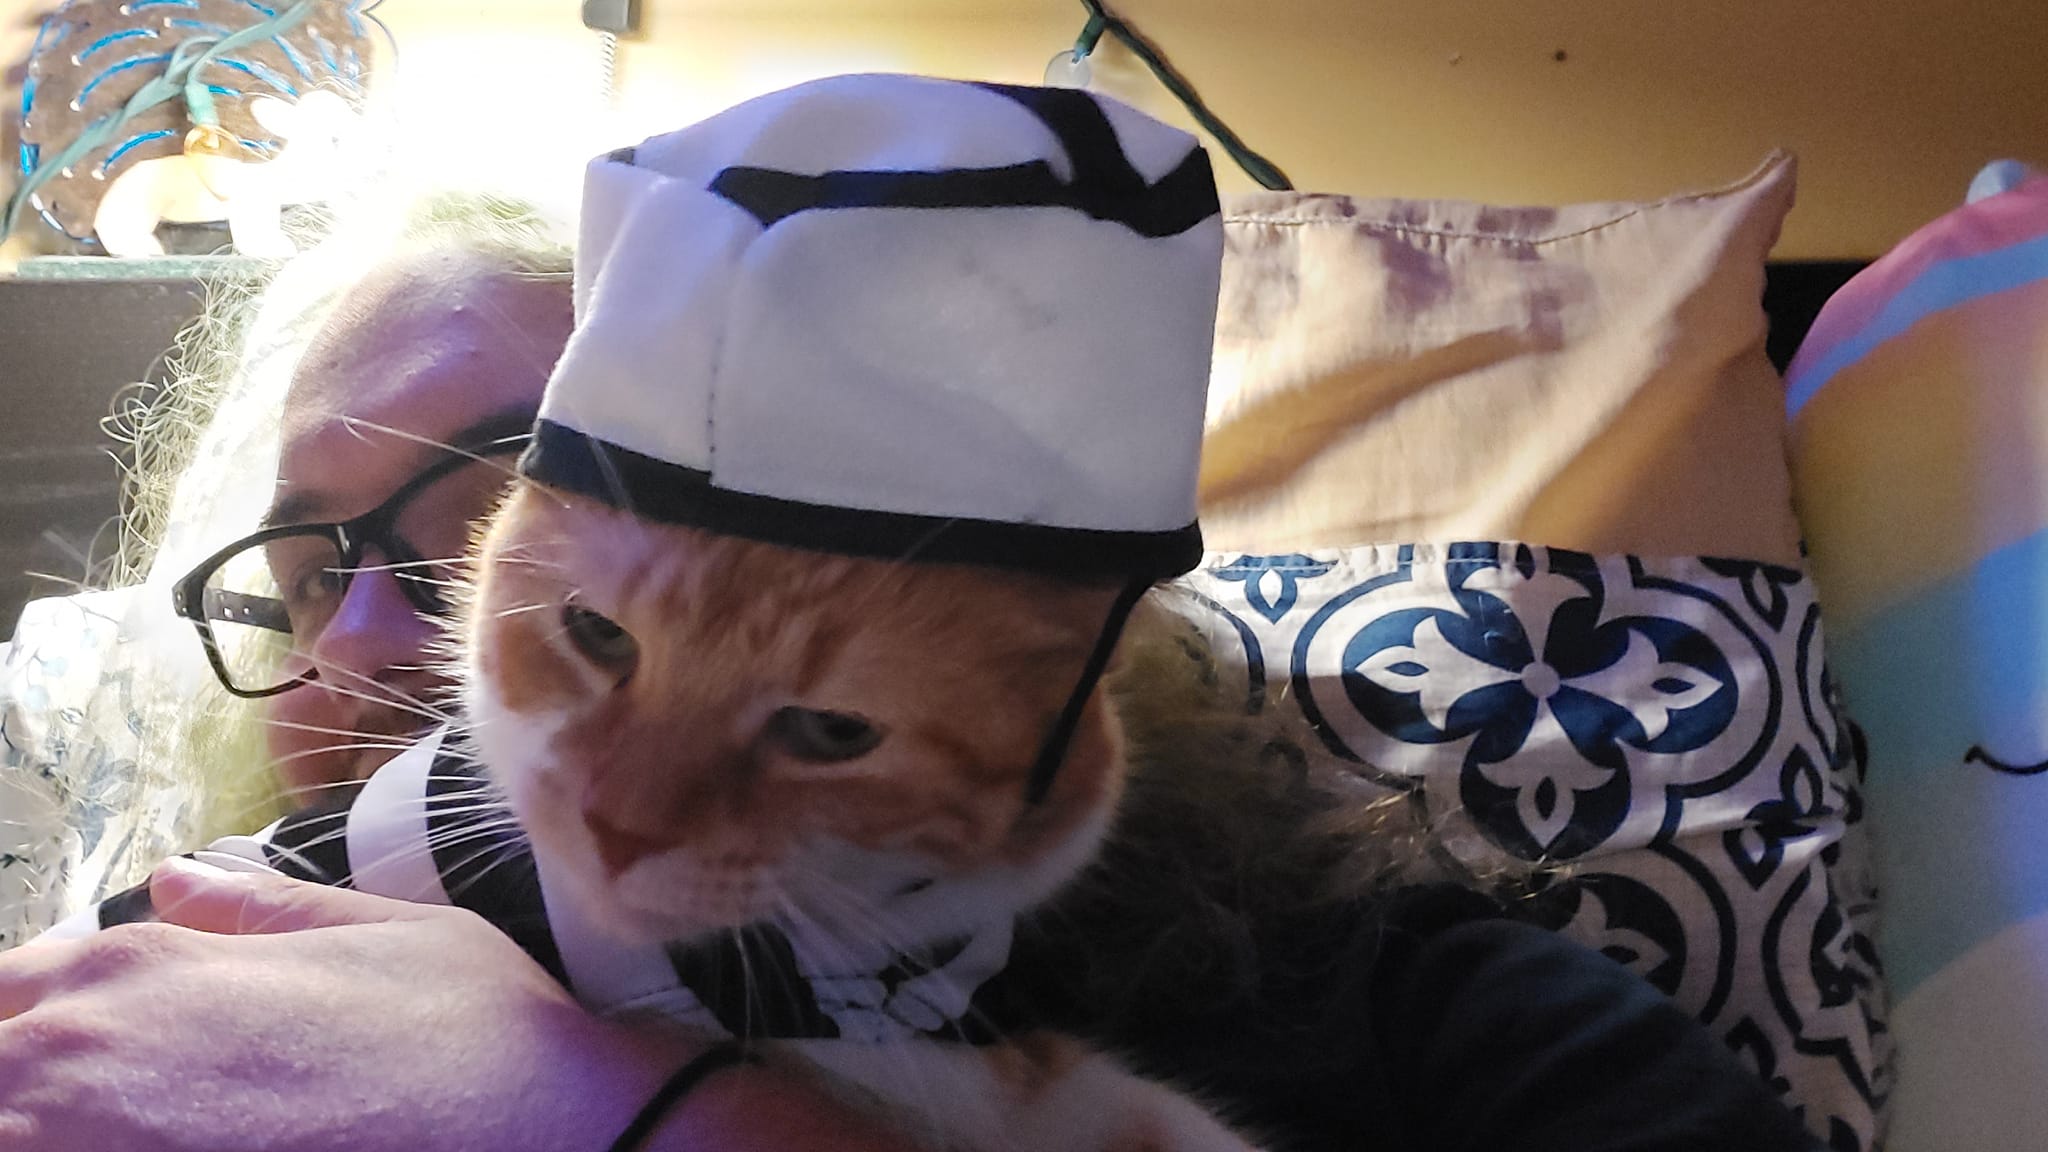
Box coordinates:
[150,856,442,935]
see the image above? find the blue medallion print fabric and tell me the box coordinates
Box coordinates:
[1178,542,1889,1152]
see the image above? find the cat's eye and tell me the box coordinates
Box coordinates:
[561,603,639,681]
[769,706,884,763]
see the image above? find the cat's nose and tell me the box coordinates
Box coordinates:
[584,811,670,875]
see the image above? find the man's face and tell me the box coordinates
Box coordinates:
[262,251,573,797]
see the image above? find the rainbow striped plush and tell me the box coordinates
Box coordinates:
[1788,175,2048,1152]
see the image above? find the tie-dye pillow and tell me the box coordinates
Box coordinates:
[1788,174,2048,1152]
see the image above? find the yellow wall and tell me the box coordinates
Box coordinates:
[9,0,2047,258]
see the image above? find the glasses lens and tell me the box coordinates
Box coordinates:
[374,549,459,618]
[385,461,510,611]
[200,532,345,694]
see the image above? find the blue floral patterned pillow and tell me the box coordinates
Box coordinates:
[1180,542,1888,1152]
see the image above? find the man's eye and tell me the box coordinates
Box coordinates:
[268,561,345,636]
[284,563,345,610]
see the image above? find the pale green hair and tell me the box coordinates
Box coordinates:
[105,188,571,857]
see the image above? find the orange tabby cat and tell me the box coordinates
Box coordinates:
[464,483,1268,1152]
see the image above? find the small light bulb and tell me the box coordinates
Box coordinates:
[1043,50,1093,89]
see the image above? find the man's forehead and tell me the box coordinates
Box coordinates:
[267,400,537,527]
[273,251,568,520]
[285,256,565,428]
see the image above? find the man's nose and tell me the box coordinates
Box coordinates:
[303,559,443,692]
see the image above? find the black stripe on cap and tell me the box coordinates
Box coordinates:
[519,419,1204,583]
[973,82,1146,197]
[707,151,1215,240]
[668,81,1217,239]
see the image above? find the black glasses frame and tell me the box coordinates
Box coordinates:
[172,433,529,699]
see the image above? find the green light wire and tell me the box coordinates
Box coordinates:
[1072,0,1292,191]
[1073,10,1107,59]
[3,0,322,245]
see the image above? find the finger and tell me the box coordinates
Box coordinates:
[150,856,440,935]
[0,930,76,1022]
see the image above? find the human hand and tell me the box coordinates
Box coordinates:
[0,859,687,1152]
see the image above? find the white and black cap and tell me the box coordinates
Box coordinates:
[520,73,1223,584]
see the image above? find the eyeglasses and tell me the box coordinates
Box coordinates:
[173,434,528,698]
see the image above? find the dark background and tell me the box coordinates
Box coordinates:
[0,276,205,628]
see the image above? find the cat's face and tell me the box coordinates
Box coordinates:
[464,485,1128,947]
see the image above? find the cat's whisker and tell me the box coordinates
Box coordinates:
[413,787,521,818]
[272,807,517,869]
[319,675,457,726]
[278,654,455,724]
[247,745,413,805]
[730,925,761,1043]
[483,533,574,568]
[416,812,524,835]
[234,892,334,936]
[780,874,875,948]
[436,837,536,902]
[331,558,469,579]
[263,679,446,728]
[420,818,529,853]
[245,778,510,847]
[461,292,567,374]
[268,806,524,886]
[334,417,528,482]
[742,922,807,1042]
[380,574,476,593]
[408,776,512,802]
[258,717,426,744]
[781,900,947,1141]
[256,839,342,883]
[269,777,379,802]
[774,895,873,1006]
[788,868,924,961]
[788,871,1016,1053]
[416,797,524,824]
[262,741,417,771]
[252,815,363,862]
[373,661,466,680]
[295,643,462,707]
[781,872,886,946]
[477,552,568,572]
[587,441,639,521]
[215,788,333,832]
[832,561,924,629]
[253,744,413,799]
[785,893,993,1056]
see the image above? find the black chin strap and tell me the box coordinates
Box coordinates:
[1024,578,1151,805]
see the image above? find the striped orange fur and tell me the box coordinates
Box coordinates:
[468,486,1126,933]
[460,485,1264,1152]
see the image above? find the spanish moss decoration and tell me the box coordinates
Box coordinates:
[15,0,386,248]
